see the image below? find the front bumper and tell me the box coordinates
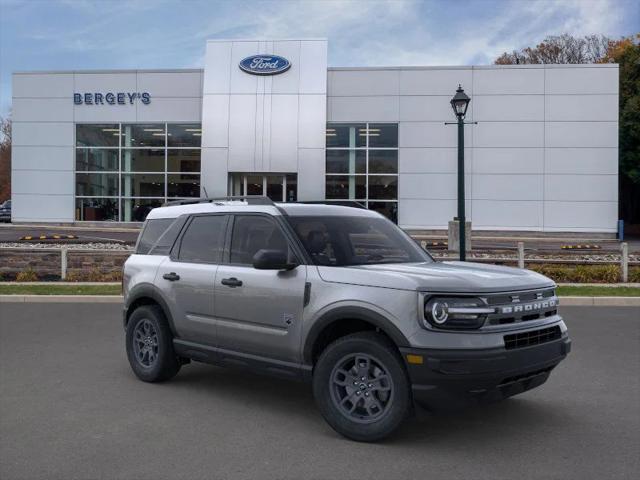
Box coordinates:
[400,333,571,410]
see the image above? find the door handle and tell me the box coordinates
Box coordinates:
[221,277,243,288]
[162,272,180,281]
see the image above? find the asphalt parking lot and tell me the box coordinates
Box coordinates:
[0,303,638,480]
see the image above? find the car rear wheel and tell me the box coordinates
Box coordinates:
[126,305,180,382]
[313,332,411,442]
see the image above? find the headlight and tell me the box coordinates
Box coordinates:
[423,297,495,329]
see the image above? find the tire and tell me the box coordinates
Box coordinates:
[126,305,180,382]
[313,332,411,442]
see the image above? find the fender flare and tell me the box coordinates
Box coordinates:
[124,283,177,336]
[302,306,410,365]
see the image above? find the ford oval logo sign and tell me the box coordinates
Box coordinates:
[239,55,291,75]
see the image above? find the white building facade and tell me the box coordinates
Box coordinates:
[11,39,619,232]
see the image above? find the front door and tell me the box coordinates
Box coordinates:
[157,214,228,345]
[214,214,306,363]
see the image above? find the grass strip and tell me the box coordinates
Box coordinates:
[0,284,121,295]
[556,286,640,297]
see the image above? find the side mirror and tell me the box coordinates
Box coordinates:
[252,249,297,271]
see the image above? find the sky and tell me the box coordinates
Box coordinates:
[0,0,638,116]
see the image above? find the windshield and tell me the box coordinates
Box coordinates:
[287,215,432,266]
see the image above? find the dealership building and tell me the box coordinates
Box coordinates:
[11,39,619,232]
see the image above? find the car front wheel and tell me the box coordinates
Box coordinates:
[313,332,411,442]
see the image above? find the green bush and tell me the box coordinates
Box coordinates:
[15,269,39,282]
[629,266,640,283]
[528,264,637,283]
[65,269,122,282]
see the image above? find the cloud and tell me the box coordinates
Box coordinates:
[0,0,636,115]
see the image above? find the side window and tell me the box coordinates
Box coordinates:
[137,218,174,254]
[291,219,338,266]
[229,215,290,265]
[177,215,227,264]
[148,216,187,256]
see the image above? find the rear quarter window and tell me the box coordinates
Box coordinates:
[136,218,175,254]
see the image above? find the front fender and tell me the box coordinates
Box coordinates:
[302,304,411,365]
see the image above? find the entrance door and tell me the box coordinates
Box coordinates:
[229,173,297,202]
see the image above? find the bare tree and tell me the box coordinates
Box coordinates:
[495,34,610,64]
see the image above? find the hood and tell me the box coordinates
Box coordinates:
[316,261,554,293]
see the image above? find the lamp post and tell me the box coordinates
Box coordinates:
[450,85,471,261]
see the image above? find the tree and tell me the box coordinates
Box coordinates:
[0,116,10,202]
[495,33,640,227]
[602,34,640,226]
[495,34,610,64]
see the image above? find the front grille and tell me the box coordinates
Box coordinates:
[485,288,558,326]
[486,288,555,306]
[503,326,562,350]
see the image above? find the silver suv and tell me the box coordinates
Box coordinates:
[123,197,570,441]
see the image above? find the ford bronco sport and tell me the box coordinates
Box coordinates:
[122,197,571,442]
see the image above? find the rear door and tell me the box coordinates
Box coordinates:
[156,214,228,345]
[214,214,307,363]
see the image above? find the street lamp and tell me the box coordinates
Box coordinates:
[450,85,471,261]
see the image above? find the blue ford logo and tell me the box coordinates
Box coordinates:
[239,55,291,75]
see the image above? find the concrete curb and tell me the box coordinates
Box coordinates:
[1,295,639,306]
[560,296,640,306]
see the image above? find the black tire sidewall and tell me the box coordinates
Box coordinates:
[313,332,411,442]
[126,305,179,382]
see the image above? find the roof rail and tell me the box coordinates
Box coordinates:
[163,196,276,207]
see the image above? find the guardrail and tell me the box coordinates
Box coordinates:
[0,242,637,282]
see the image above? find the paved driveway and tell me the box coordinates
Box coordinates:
[0,303,638,480]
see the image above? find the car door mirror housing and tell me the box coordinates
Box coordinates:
[252,249,297,270]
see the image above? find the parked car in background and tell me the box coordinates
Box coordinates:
[0,200,11,222]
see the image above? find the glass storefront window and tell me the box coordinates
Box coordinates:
[326,150,366,174]
[326,175,366,200]
[121,198,164,222]
[75,123,202,222]
[76,173,119,197]
[286,174,297,202]
[75,198,119,221]
[168,124,202,147]
[75,148,118,172]
[368,202,398,223]
[266,176,283,202]
[368,150,398,174]
[326,123,399,222]
[121,124,166,148]
[368,124,398,148]
[167,174,200,197]
[122,149,165,172]
[246,175,263,196]
[121,174,165,197]
[326,123,366,148]
[167,149,200,172]
[76,124,120,147]
[368,176,398,200]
